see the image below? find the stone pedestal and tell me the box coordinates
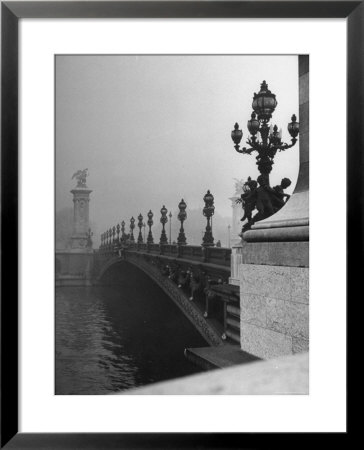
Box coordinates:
[239,264,309,359]
[229,243,243,286]
[56,178,94,286]
[55,250,94,286]
[70,187,92,251]
[238,55,309,359]
[228,189,245,286]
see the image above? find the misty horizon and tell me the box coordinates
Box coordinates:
[56,55,299,246]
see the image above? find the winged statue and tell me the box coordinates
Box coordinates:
[233,178,245,195]
[72,169,89,187]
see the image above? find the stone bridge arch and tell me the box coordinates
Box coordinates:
[95,255,124,282]
[95,254,224,347]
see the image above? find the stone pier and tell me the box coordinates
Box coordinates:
[70,185,92,250]
[238,55,309,359]
[56,170,94,286]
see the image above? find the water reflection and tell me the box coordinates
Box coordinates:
[56,265,207,394]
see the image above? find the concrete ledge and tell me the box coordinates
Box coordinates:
[252,217,309,230]
[251,191,309,231]
[185,344,259,370]
[241,241,309,268]
[55,275,92,287]
[120,352,308,395]
[243,225,309,242]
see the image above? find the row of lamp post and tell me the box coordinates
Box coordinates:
[100,191,218,249]
[100,81,297,251]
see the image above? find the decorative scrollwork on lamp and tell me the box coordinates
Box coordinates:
[137,213,144,244]
[116,223,120,244]
[159,205,168,245]
[147,210,154,244]
[177,198,187,246]
[121,220,126,240]
[130,217,135,242]
[202,190,215,247]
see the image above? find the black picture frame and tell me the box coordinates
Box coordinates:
[1,1,357,447]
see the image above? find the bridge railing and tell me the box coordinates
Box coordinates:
[159,244,179,257]
[97,242,231,267]
[203,246,231,266]
[99,189,235,261]
[178,245,203,261]
[147,243,160,254]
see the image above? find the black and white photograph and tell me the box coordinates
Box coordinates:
[55,54,309,395]
[2,0,356,443]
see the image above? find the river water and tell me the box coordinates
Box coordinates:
[55,264,207,394]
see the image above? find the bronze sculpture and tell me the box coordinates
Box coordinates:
[72,168,89,187]
[237,176,292,233]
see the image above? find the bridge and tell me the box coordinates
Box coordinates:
[94,240,241,351]
[54,58,310,379]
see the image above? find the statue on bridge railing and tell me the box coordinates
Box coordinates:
[189,271,203,302]
[160,263,204,302]
[177,269,191,290]
[236,175,292,233]
[72,168,89,188]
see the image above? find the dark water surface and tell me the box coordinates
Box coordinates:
[56,264,207,394]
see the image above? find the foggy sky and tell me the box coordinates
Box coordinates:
[56,55,299,244]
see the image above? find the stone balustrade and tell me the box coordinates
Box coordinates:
[97,241,231,268]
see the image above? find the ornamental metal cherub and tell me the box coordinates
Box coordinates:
[236,177,258,227]
[237,176,292,233]
[72,168,89,187]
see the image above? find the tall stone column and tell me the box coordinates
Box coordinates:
[70,185,92,251]
[56,169,94,286]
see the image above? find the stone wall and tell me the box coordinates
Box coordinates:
[55,250,94,286]
[239,264,308,359]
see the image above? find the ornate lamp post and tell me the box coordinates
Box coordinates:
[177,198,187,246]
[137,213,144,244]
[147,210,154,244]
[109,228,112,248]
[168,211,172,244]
[130,217,135,242]
[160,205,168,245]
[116,223,120,244]
[231,80,299,186]
[112,226,116,244]
[121,220,126,240]
[143,222,146,242]
[202,190,215,247]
